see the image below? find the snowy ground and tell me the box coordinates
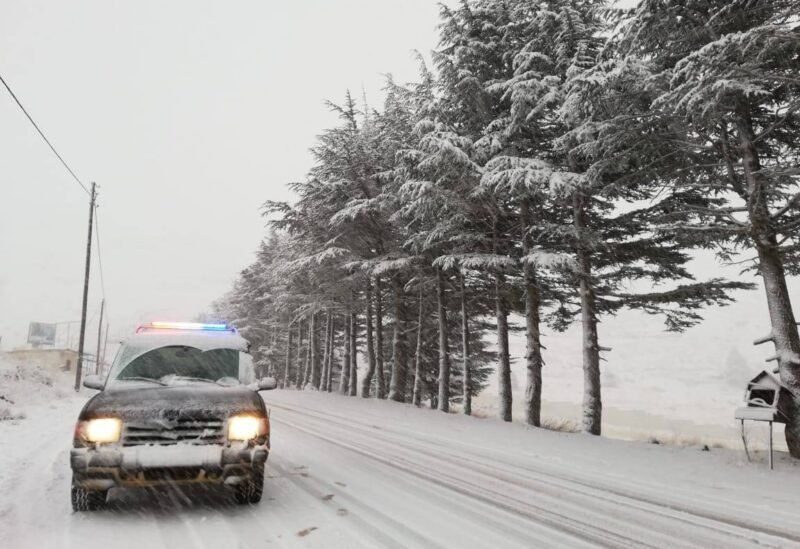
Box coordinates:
[2,383,800,548]
[475,277,795,450]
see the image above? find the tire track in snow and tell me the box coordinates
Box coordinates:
[269,458,419,549]
[281,404,793,547]
[272,413,637,548]
[270,401,796,548]
[272,399,800,533]
[270,431,577,548]
[269,400,800,539]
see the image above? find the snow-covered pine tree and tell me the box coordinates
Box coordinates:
[482,0,751,434]
[432,0,524,420]
[323,85,414,400]
[212,232,310,386]
[259,92,393,392]
[392,115,480,411]
[617,0,800,455]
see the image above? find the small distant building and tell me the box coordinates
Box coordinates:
[1,348,79,373]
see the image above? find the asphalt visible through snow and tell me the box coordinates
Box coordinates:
[1,390,799,548]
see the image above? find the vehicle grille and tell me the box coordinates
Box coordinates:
[122,417,225,446]
[141,468,205,482]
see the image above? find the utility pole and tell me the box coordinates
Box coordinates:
[74,182,96,391]
[101,322,109,372]
[94,298,105,375]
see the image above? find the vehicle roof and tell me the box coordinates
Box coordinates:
[120,330,250,352]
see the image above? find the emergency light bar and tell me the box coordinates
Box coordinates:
[136,322,236,333]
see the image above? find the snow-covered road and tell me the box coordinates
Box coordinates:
[2,390,799,548]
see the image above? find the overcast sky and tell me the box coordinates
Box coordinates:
[0,0,789,369]
[0,0,448,348]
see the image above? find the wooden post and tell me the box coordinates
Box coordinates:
[769,421,774,470]
[741,419,751,462]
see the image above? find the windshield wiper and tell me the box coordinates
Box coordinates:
[119,376,168,386]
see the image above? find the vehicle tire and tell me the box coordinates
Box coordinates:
[71,483,107,512]
[234,467,264,505]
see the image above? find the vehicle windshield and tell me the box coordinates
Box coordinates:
[112,346,240,384]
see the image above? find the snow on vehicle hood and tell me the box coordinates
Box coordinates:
[79,384,265,421]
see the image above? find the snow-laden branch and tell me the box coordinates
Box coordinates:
[480,156,584,198]
[284,246,352,270]
[433,253,517,271]
[521,250,578,272]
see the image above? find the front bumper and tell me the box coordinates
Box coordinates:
[71,443,268,490]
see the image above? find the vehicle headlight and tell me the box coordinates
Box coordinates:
[228,414,266,441]
[83,418,122,443]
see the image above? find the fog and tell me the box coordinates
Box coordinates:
[0,0,443,348]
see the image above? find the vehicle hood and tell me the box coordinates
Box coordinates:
[79,384,266,421]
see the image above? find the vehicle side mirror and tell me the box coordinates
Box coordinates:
[257,377,277,391]
[83,374,104,391]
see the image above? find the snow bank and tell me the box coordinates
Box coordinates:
[471,278,794,451]
[0,355,72,421]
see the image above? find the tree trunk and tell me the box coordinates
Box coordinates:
[327,314,336,391]
[340,309,351,394]
[460,271,471,416]
[412,285,425,407]
[521,198,544,427]
[757,243,800,455]
[574,191,602,435]
[295,320,304,389]
[361,279,377,397]
[436,267,451,413]
[269,328,277,378]
[349,312,358,396]
[388,276,408,402]
[283,320,293,389]
[494,218,512,422]
[320,311,332,392]
[375,277,387,399]
[736,107,800,457]
[309,312,321,389]
[496,274,512,422]
[326,316,335,392]
[302,318,312,388]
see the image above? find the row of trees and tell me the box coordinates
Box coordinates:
[216,0,800,456]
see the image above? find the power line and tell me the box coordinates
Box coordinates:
[0,73,107,389]
[0,71,90,196]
